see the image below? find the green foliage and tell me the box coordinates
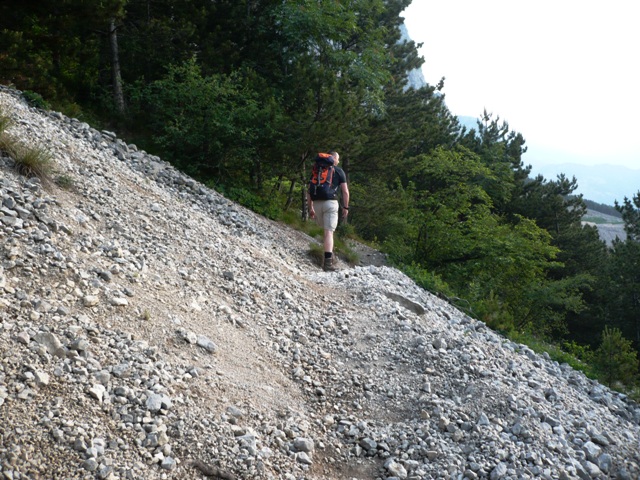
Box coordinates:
[615,191,640,241]
[22,90,50,109]
[223,186,281,220]
[471,290,516,335]
[386,146,572,336]
[130,59,277,187]
[333,233,360,266]
[54,174,76,191]
[594,326,639,388]
[511,333,597,379]
[350,178,417,250]
[336,222,357,240]
[399,262,456,302]
[603,238,640,350]
[305,222,324,240]
[340,247,360,267]
[562,340,595,366]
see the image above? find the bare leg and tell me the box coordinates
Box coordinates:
[323,229,334,254]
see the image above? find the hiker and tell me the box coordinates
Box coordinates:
[307,151,350,271]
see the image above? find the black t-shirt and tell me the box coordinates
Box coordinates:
[333,167,347,188]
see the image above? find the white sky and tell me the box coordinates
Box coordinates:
[402,0,640,169]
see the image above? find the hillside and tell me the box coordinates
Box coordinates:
[582,209,626,246]
[530,162,640,206]
[1,88,639,479]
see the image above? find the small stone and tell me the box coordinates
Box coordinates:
[33,370,50,386]
[15,331,30,344]
[295,451,313,465]
[82,458,99,472]
[433,337,447,350]
[161,457,176,470]
[83,295,99,307]
[89,384,106,403]
[385,459,407,479]
[293,437,314,453]
[359,437,377,451]
[477,412,490,426]
[146,393,171,412]
[197,335,217,353]
[490,462,507,480]
[109,297,128,306]
[33,332,65,357]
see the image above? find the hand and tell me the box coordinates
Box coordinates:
[342,207,349,218]
[309,207,316,219]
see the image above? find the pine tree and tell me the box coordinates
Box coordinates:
[594,326,639,388]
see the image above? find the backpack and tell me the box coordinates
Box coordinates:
[309,153,338,200]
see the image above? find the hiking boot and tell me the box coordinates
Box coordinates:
[323,256,337,272]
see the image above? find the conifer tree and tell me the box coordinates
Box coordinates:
[594,326,639,388]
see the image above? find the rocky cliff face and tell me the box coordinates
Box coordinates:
[0,87,639,480]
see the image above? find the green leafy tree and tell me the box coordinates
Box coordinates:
[133,60,275,186]
[459,111,529,213]
[0,0,100,102]
[384,146,571,335]
[594,326,639,388]
[350,3,460,242]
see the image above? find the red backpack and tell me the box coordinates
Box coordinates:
[309,153,338,200]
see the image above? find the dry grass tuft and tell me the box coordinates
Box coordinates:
[0,108,54,184]
[7,139,54,182]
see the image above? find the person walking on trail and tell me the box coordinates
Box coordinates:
[307,150,350,271]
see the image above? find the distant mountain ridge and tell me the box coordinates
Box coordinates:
[530,163,640,206]
[583,208,626,245]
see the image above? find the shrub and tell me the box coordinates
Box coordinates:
[22,90,50,110]
[593,326,639,389]
[54,174,76,190]
[336,222,356,239]
[220,185,281,220]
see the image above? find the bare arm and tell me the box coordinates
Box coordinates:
[340,183,350,216]
[307,191,315,218]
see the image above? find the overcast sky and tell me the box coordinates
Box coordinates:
[402,0,640,170]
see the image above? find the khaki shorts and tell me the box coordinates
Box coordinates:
[313,200,339,232]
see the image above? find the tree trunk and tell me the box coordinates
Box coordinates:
[271,173,285,196]
[254,157,263,191]
[302,185,309,221]
[284,179,297,211]
[109,18,126,115]
[301,153,309,220]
